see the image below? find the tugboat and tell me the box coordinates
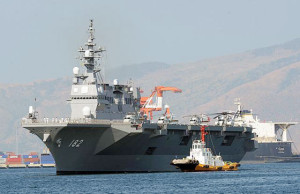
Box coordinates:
[171,125,240,172]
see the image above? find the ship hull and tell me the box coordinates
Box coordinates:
[23,122,256,175]
[242,141,299,163]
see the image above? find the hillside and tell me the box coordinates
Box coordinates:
[0,39,300,153]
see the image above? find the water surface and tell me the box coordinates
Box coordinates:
[0,163,299,193]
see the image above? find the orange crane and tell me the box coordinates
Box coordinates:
[140,86,182,120]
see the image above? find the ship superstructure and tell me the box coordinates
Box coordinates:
[22,21,256,174]
[69,21,140,120]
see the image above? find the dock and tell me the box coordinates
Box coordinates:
[8,164,27,168]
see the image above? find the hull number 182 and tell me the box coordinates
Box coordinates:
[69,139,84,148]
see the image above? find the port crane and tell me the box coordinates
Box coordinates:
[140,86,182,120]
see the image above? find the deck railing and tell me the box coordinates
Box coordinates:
[21,117,113,125]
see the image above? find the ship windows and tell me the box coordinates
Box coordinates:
[145,147,156,155]
[221,136,235,146]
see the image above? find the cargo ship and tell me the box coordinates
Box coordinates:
[227,99,299,163]
[21,20,256,175]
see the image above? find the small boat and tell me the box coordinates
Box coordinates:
[171,125,240,172]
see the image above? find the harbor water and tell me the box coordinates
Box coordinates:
[0,163,299,193]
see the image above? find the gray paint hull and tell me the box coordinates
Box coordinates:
[24,122,256,174]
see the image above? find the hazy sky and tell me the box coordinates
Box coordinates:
[1,0,300,83]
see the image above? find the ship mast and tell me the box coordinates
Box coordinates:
[78,19,105,83]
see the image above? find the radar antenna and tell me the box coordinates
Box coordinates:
[89,19,95,41]
[77,20,106,83]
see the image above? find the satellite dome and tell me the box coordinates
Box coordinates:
[73,67,79,75]
[82,106,91,118]
[85,50,91,57]
[113,79,119,85]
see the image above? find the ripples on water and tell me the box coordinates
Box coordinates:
[0,163,299,193]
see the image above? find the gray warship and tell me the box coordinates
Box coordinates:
[22,20,256,175]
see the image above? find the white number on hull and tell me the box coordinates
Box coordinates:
[69,139,84,148]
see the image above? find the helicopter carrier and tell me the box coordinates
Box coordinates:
[22,20,256,175]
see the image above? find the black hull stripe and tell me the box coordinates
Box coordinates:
[56,170,178,175]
